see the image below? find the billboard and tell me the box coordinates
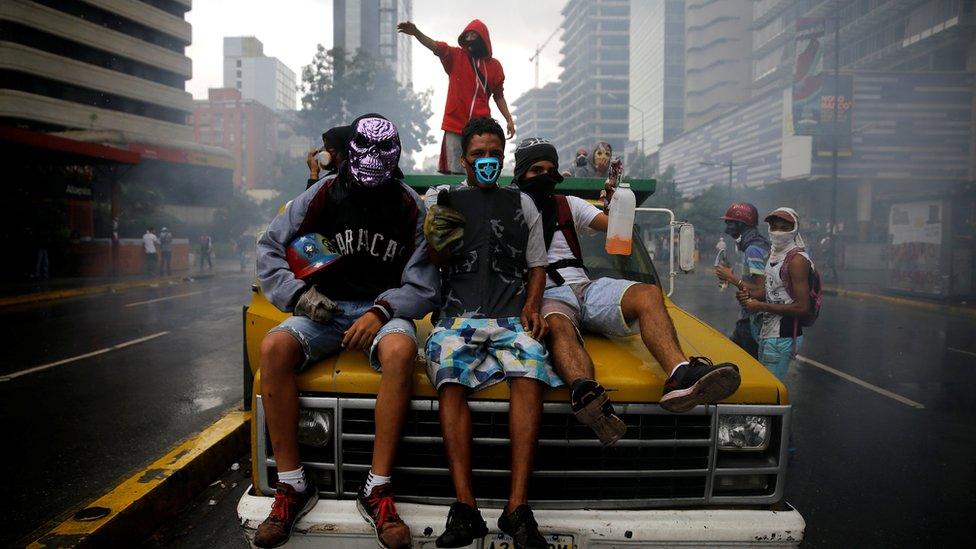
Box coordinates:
[887,201,945,296]
[792,18,826,136]
[814,74,854,156]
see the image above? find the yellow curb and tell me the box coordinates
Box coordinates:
[0,275,185,308]
[28,409,251,549]
[826,287,976,319]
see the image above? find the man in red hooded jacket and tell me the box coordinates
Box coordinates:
[398,19,516,174]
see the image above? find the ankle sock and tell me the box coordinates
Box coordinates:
[277,466,307,493]
[365,470,391,496]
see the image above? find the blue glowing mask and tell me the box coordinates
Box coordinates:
[473,157,501,187]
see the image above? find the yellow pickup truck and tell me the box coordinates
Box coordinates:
[236,176,805,547]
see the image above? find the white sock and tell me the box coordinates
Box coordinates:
[277,466,307,493]
[365,470,391,496]
[670,362,689,378]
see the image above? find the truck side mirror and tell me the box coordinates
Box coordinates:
[677,223,695,273]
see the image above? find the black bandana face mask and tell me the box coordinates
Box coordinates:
[519,172,562,198]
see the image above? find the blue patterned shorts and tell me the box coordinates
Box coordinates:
[425,317,563,393]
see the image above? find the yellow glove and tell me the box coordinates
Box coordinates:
[424,204,466,252]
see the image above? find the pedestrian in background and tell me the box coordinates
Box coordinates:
[715,203,770,358]
[159,227,173,276]
[198,233,213,272]
[398,19,515,174]
[143,227,160,276]
[236,233,249,272]
[734,208,815,381]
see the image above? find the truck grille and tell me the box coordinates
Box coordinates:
[255,396,790,509]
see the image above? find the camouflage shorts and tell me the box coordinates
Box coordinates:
[425,316,563,393]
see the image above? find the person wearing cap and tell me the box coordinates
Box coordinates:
[510,136,743,445]
[255,113,439,548]
[715,202,771,358]
[732,208,813,380]
[306,125,352,189]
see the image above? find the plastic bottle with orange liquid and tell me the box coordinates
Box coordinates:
[605,180,636,255]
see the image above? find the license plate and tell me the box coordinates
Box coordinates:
[484,533,575,549]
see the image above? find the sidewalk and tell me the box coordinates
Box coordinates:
[820,267,975,318]
[0,258,250,308]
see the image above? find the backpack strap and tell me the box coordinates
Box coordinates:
[545,195,586,286]
[779,247,804,299]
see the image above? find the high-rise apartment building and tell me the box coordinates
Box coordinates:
[333,0,413,88]
[223,36,297,111]
[684,0,752,130]
[0,0,195,143]
[629,0,684,156]
[555,0,630,164]
[751,0,974,97]
[190,88,277,190]
[511,83,560,142]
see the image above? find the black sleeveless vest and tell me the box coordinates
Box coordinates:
[438,185,529,318]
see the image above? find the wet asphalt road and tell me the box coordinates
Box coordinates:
[673,271,976,547]
[4,264,975,548]
[0,267,255,547]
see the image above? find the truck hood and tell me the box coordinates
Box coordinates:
[246,291,786,405]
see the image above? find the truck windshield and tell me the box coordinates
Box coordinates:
[578,228,660,286]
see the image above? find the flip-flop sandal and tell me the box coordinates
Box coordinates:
[572,381,627,446]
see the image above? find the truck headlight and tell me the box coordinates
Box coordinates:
[297,409,332,448]
[717,415,770,451]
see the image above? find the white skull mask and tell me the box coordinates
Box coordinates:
[348,117,400,188]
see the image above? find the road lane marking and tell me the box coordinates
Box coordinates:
[948,347,976,358]
[0,331,170,382]
[795,355,925,409]
[125,291,203,307]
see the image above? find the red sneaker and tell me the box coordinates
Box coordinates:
[253,482,318,548]
[356,483,412,549]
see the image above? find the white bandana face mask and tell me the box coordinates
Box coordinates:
[769,230,796,251]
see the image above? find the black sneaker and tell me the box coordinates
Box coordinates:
[659,357,741,413]
[497,504,548,549]
[435,501,489,548]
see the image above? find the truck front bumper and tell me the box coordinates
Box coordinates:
[238,487,805,547]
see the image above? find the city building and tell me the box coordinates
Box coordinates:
[190,88,278,190]
[223,36,297,111]
[0,0,233,278]
[511,82,560,142]
[333,0,413,88]
[554,0,630,164]
[683,0,752,130]
[629,0,685,156]
[660,0,976,298]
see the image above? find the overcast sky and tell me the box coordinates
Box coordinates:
[185,0,566,165]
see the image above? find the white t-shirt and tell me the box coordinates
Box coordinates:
[142,232,159,254]
[546,195,602,288]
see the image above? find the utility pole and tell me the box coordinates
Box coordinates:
[828,17,840,237]
[700,155,743,203]
[828,12,842,278]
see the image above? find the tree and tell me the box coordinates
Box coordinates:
[299,46,434,161]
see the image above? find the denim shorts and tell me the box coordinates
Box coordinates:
[425,316,563,393]
[758,336,802,381]
[540,277,641,338]
[269,300,417,371]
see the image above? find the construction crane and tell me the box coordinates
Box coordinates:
[529,26,561,88]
